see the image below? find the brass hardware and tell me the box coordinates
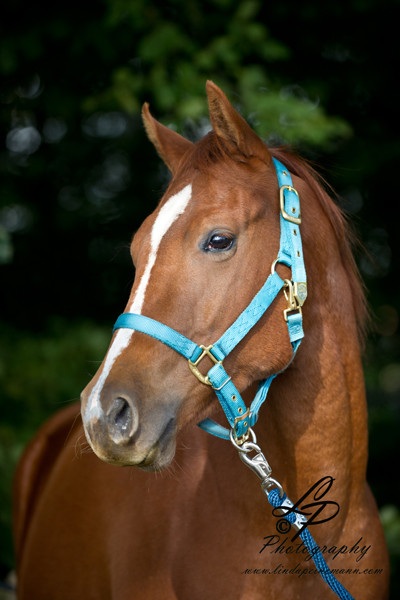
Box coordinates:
[280,185,301,225]
[232,409,252,444]
[229,426,256,449]
[212,376,231,391]
[233,431,250,445]
[271,258,290,276]
[188,345,222,386]
[284,305,301,322]
[283,279,307,321]
[293,282,307,307]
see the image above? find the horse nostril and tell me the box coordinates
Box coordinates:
[114,398,130,430]
[107,396,138,445]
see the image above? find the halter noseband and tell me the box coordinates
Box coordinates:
[113,158,307,442]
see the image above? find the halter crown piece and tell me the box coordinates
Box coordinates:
[113,158,307,442]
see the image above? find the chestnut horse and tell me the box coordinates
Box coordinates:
[14,82,389,599]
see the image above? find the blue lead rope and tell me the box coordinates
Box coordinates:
[268,489,355,600]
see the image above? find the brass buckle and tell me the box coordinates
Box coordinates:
[188,345,222,386]
[280,185,301,225]
[283,280,307,322]
[233,409,252,444]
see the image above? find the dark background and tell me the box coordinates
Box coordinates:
[1,0,399,595]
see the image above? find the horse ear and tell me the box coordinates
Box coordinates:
[206,81,271,164]
[142,103,193,174]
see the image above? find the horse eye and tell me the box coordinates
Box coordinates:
[205,233,235,252]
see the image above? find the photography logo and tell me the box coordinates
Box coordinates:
[271,475,339,540]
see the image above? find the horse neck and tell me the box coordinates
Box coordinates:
[255,248,368,506]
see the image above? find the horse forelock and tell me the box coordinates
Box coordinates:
[179,131,228,173]
[179,130,268,174]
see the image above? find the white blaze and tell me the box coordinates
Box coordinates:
[85,184,192,420]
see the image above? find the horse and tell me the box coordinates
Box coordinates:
[14,81,389,599]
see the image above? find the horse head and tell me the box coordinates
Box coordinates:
[80,82,303,470]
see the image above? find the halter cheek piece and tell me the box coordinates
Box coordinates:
[113,158,307,442]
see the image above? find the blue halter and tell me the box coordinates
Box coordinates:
[113,158,307,441]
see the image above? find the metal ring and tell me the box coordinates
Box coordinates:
[271,258,291,276]
[239,441,261,454]
[270,259,279,275]
[229,427,256,451]
[261,477,284,498]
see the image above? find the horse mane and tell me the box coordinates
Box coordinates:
[185,133,368,344]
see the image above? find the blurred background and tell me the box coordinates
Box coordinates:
[1,0,399,595]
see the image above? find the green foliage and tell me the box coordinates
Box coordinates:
[0,426,24,575]
[0,227,12,264]
[381,505,400,598]
[1,0,362,335]
[381,505,400,561]
[0,319,110,575]
[86,0,351,147]
[0,320,110,431]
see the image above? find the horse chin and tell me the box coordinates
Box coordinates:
[136,442,176,472]
[85,419,177,472]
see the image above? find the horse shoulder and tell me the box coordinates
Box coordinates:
[13,402,81,562]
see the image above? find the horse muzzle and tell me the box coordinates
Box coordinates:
[80,386,178,470]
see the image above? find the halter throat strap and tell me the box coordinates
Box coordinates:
[113,158,306,441]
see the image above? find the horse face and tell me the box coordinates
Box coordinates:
[80,83,293,469]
